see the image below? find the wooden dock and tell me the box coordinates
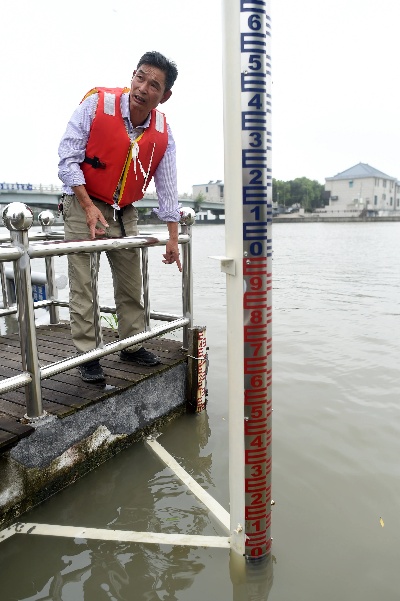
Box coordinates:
[0,323,187,454]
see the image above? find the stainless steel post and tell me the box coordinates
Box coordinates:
[39,211,59,324]
[141,247,151,331]
[0,262,9,309]
[90,251,103,348]
[44,256,59,324]
[180,209,195,350]
[3,203,44,419]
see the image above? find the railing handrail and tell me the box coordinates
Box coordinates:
[0,232,190,262]
[40,318,189,380]
[0,203,195,419]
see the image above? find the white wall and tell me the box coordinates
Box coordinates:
[192,182,224,203]
[326,176,398,212]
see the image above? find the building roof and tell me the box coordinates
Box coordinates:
[193,180,223,186]
[326,162,396,181]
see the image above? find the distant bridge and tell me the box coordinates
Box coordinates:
[0,184,62,212]
[0,183,225,216]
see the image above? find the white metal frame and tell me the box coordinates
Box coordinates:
[1,437,230,549]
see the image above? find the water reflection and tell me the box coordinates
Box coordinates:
[8,537,205,601]
[154,412,213,490]
[1,536,275,601]
[0,313,20,336]
[230,553,274,601]
[1,413,221,600]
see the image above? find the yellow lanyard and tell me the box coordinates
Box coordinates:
[116,131,145,205]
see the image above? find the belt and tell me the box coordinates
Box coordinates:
[116,210,126,237]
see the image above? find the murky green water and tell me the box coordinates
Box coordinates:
[1,222,400,600]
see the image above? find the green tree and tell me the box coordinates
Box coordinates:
[272,179,291,207]
[194,192,206,213]
[272,177,324,211]
[137,207,151,223]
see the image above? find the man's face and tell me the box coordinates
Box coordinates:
[129,64,172,115]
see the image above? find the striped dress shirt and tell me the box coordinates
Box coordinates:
[58,92,181,222]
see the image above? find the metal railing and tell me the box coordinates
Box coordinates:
[0,183,63,193]
[0,202,195,421]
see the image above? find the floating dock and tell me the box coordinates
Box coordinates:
[0,323,187,529]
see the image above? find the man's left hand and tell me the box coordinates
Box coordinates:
[163,240,182,271]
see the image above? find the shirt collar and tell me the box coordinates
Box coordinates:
[122,92,151,129]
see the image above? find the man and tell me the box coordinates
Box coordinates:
[58,51,181,383]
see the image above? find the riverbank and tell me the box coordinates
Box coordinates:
[138,217,225,226]
[139,216,400,227]
[273,214,400,223]
[142,214,400,226]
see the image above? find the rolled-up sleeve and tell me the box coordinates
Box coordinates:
[58,95,97,193]
[153,124,181,222]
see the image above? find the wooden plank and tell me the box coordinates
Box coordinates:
[0,429,18,450]
[0,354,23,368]
[0,390,26,406]
[0,363,23,375]
[0,391,77,417]
[39,387,110,409]
[101,359,161,378]
[0,401,27,419]
[98,364,145,382]
[0,367,22,380]
[1,337,74,354]
[0,417,34,438]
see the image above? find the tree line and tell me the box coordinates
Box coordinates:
[272,177,326,211]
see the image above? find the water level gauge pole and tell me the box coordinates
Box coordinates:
[222,0,272,558]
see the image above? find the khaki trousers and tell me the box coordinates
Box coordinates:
[63,195,144,354]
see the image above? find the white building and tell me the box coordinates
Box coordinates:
[192,180,224,204]
[191,180,225,221]
[325,163,400,215]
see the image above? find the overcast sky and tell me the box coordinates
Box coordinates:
[1,0,399,193]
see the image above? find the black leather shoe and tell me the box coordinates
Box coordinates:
[78,359,105,383]
[120,348,161,366]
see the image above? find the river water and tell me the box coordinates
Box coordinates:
[1,221,400,600]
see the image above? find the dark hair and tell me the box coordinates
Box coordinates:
[137,51,178,92]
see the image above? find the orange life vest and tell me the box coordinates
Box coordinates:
[80,87,168,207]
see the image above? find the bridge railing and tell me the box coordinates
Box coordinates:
[0,183,64,193]
[0,202,195,420]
